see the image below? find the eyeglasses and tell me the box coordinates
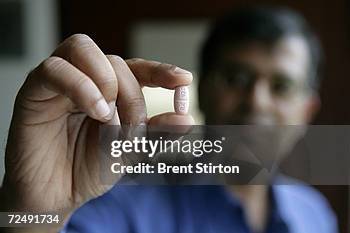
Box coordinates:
[209,63,311,98]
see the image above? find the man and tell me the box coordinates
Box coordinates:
[0,6,338,233]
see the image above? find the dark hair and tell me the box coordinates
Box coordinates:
[199,6,323,90]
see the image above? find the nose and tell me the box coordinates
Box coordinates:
[246,79,273,114]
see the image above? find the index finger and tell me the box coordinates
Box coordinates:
[53,34,118,103]
[126,58,193,89]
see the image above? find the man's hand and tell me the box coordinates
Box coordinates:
[1,34,193,218]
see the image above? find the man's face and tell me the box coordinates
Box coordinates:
[200,36,319,125]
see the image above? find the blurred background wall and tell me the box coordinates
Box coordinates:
[0,0,349,231]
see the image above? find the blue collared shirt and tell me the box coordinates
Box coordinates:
[62,184,338,233]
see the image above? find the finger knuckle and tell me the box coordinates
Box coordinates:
[125,96,146,109]
[98,78,118,100]
[38,56,65,75]
[67,33,92,45]
[64,34,95,58]
[108,55,126,66]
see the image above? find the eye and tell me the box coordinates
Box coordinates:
[271,75,294,96]
[224,69,254,89]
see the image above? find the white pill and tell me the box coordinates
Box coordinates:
[174,86,189,115]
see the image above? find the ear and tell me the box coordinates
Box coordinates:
[303,93,321,123]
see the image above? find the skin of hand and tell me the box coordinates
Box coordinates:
[0,34,194,232]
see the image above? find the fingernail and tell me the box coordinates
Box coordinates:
[108,101,116,116]
[95,99,111,120]
[174,67,192,75]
